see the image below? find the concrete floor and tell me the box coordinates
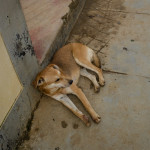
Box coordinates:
[19,0,150,149]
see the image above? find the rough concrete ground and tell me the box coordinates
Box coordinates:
[19,0,150,149]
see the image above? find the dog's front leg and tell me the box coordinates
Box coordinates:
[52,94,91,126]
[63,84,101,123]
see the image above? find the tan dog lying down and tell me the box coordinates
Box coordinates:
[33,43,105,126]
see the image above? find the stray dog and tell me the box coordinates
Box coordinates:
[33,43,105,126]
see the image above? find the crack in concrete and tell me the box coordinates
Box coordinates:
[103,69,150,79]
[135,75,150,79]
[94,0,150,16]
[88,9,122,22]
[16,94,43,149]
[89,13,117,23]
[96,39,111,54]
[99,9,150,16]
[88,24,109,35]
[86,38,95,45]
[103,69,128,75]
[93,37,106,44]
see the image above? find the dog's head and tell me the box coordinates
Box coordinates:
[33,64,73,95]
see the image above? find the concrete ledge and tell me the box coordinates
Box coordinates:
[20,0,72,64]
[41,0,86,67]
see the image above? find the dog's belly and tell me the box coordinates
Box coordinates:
[51,44,80,84]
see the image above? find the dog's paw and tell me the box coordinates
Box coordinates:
[82,115,91,127]
[95,86,100,93]
[99,80,105,86]
[86,121,91,127]
[93,115,101,124]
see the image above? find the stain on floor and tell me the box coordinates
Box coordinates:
[61,121,68,128]
[73,123,79,129]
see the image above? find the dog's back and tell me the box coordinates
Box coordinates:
[51,44,80,81]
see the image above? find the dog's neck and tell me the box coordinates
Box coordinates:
[49,87,59,95]
[38,86,58,96]
[44,87,63,97]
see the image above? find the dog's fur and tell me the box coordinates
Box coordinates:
[33,43,105,126]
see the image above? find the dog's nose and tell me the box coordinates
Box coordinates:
[69,80,73,85]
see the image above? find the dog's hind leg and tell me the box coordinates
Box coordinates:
[93,52,101,67]
[52,94,91,126]
[80,68,100,93]
[73,45,105,86]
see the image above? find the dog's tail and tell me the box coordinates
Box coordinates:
[93,52,101,68]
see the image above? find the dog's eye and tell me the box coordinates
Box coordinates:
[38,79,42,84]
[56,78,60,82]
[37,77,45,85]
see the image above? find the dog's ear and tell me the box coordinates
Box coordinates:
[53,65,59,70]
[32,77,45,88]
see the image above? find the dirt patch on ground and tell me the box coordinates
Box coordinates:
[68,0,126,54]
[73,123,79,129]
[61,121,68,128]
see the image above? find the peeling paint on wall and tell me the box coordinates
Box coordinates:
[13,29,35,59]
